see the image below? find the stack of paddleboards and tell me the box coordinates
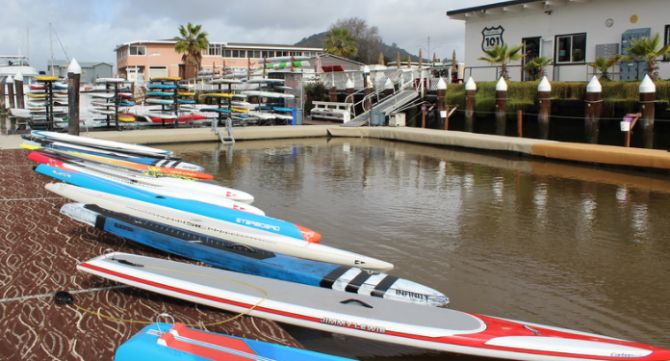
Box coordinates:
[139,78,207,125]
[27,132,670,361]
[22,76,68,129]
[90,78,136,125]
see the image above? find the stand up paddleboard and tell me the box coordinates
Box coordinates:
[115,322,355,361]
[30,130,173,158]
[80,253,670,361]
[28,151,254,203]
[47,183,392,271]
[62,203,446,306]
[34,162,264,216]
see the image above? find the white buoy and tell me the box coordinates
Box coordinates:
[345,77,354,89]
[496,77,507,91]
[586,76,602,93]
[465,76,477,91]
[538,76,551,92]
[67,58,82,74]
[639,74,656,93]
[384,77,394,90]
[6,75,14,84]
[436,77,447,90]
[14,72,23,82]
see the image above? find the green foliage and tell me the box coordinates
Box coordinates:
[625,33,670,80]
[590,55,622,81]
[524,56,552,80]
[174,23,209,75]
[324,27,358,58]
[478,44,524,80]
[304,82,330,113]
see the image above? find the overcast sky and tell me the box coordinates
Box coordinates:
[0,0,494,72]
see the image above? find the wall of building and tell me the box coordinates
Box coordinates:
[460,0,670,81]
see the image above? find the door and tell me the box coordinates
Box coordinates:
[149,66,168,79]
[522,37,541,81]
[621,28,651,80]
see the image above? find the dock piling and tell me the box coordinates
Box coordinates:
[67,58,81,135]
[14,72,24,109]
[465,77,476,132]
[537,76,551,139]
[436,77,448,130]
[639,75,656,149]
[495,77,507,136]
[584,76,602,144]
[7,76,15,109]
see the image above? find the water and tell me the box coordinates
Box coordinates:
[167,138,670,360]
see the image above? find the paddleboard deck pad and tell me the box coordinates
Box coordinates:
[79,253,670,361]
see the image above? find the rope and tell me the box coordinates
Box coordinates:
[0,285,127,304]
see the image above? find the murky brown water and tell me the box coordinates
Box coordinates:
[168,138,670,360]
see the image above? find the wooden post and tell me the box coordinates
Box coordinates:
[537,76,551,139]
[67,59,81,135]
[584,76,602,144]
[396,52,401,70]
[421,103,427,128]
[639,74,656,149]
[436,77,447,130]
[14,72,24,109]
[262,56,267,78]
[622,113,641,148]
[465,76,476,132]
[495,77,507,136]
[0,76,6,109]
[517,110,523,138]
[329,85,337,102]
[247,57,251,80]
[7,76,15,109]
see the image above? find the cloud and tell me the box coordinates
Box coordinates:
[0,0,494,72]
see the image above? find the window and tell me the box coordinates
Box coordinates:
[223,49,232,58]
[555,33,586,64]
[208,44,222,56]
[129,45,146,56]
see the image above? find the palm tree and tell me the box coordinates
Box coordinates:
[478,44,524,80]
[590,54,622,81]
[524,56,552,80]
[324,27,357,58]
[625,33,670,80]
[174,23,209,79]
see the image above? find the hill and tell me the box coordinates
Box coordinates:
[295,32,421,64]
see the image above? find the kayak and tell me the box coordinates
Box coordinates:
[115,322,354,361]
[35,162,264,215]
[47,183,391,270]
[80,253,670,361]
[62,203,445,306]
[24,138,205,172]
[27,151,254,203]
[30,130,174,158]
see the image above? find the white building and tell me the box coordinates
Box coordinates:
[447,0,670,81]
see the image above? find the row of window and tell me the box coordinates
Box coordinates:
[128,44,317,59]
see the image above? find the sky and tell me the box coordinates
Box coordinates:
[0,0,494,72]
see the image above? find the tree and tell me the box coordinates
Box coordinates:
[478,44,524,80]
[590,54,622,81]
[625,33,670,80]
[174,23,209,79]
[333,18,382,63]
[324,27,358,58]
[524,56,552,80]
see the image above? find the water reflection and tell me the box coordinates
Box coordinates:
[167,138,670,360]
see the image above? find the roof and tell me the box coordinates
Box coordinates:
[48,60,113,68]
[447,0,541,15]
[115,40,322,52]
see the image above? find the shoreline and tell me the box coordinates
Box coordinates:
[3,125,670,172]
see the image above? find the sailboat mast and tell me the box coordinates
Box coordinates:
[49,23,54,76]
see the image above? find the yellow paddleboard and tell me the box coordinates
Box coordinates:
[118,115,136,123]
[27,93,49,99]
[151,76,181,81]
[232,107,249,113]
[177,91,195,96]
[205,92,233,98]
[34,75,59,82]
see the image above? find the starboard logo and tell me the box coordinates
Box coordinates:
[482,25,505,51]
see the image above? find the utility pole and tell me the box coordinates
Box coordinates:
[427,36,431,62]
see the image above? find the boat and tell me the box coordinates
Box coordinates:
[29,130,174,158]
[23,136,205,172]
[61,203,446,306]
[27,151,254,203]
[35,162,265,215]
[80,252,670,361]
[115,322,354,361]
[46,183,392,271]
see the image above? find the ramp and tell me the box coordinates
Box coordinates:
[343,89,418,127]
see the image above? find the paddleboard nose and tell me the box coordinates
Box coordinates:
[297,224,321,243]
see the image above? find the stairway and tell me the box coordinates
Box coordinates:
[343,89,418,127]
